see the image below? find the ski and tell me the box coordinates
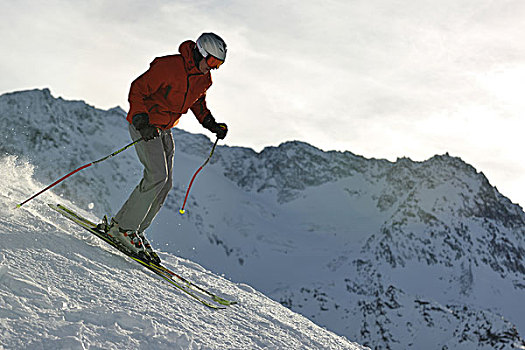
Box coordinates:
[52,204,236,306]
[149,262,237,306]
[48,203,235,309]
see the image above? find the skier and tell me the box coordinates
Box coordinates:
[102,33,228,263]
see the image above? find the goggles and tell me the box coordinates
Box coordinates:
[206,55,224,69]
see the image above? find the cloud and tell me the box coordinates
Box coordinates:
[2,0,525,206]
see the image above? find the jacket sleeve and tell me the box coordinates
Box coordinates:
[128,58,168,116]
[190,95,212,124]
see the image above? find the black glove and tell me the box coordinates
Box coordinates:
[132,113,159,142]
[202,114,228,140]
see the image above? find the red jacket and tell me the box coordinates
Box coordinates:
[126,40,212,129]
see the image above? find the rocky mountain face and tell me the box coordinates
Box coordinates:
[1,88,524,349]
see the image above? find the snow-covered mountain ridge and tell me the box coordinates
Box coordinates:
[1,88,524,349]
[217,140,375,203]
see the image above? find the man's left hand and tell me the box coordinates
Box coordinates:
[203,115,228,140]
[215,123,228,139]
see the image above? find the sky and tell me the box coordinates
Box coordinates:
[1,0,525,208]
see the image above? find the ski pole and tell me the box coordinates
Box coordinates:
[179,137,220,214]
[16,138,143,208]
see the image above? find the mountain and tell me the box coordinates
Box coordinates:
[1,88,524,349]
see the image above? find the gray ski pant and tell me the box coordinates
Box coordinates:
[114,123,174,232]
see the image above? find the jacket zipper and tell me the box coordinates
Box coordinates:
[164,85,172,99]
[181,73,201,109]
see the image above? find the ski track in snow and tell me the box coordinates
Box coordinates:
[0,156,365,349]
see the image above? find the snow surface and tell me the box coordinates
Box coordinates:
[2,88,525,349]
[0,156,365,349]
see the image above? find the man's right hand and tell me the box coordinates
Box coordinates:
[138,125,160,141]
[132,113,159,141]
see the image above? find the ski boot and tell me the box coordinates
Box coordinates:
[138,231,161,264]
[103,218,148,260]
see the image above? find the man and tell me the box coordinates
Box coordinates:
[103,33,228,263]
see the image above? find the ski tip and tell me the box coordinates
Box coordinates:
[15,204,21,209]
[179,209,185,215]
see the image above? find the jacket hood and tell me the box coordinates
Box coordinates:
[178,40,200,73]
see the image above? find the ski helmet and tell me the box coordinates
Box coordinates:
[196,33,227,62]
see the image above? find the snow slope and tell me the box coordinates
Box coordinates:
[2,88,525,349]
[0,156,364,349]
